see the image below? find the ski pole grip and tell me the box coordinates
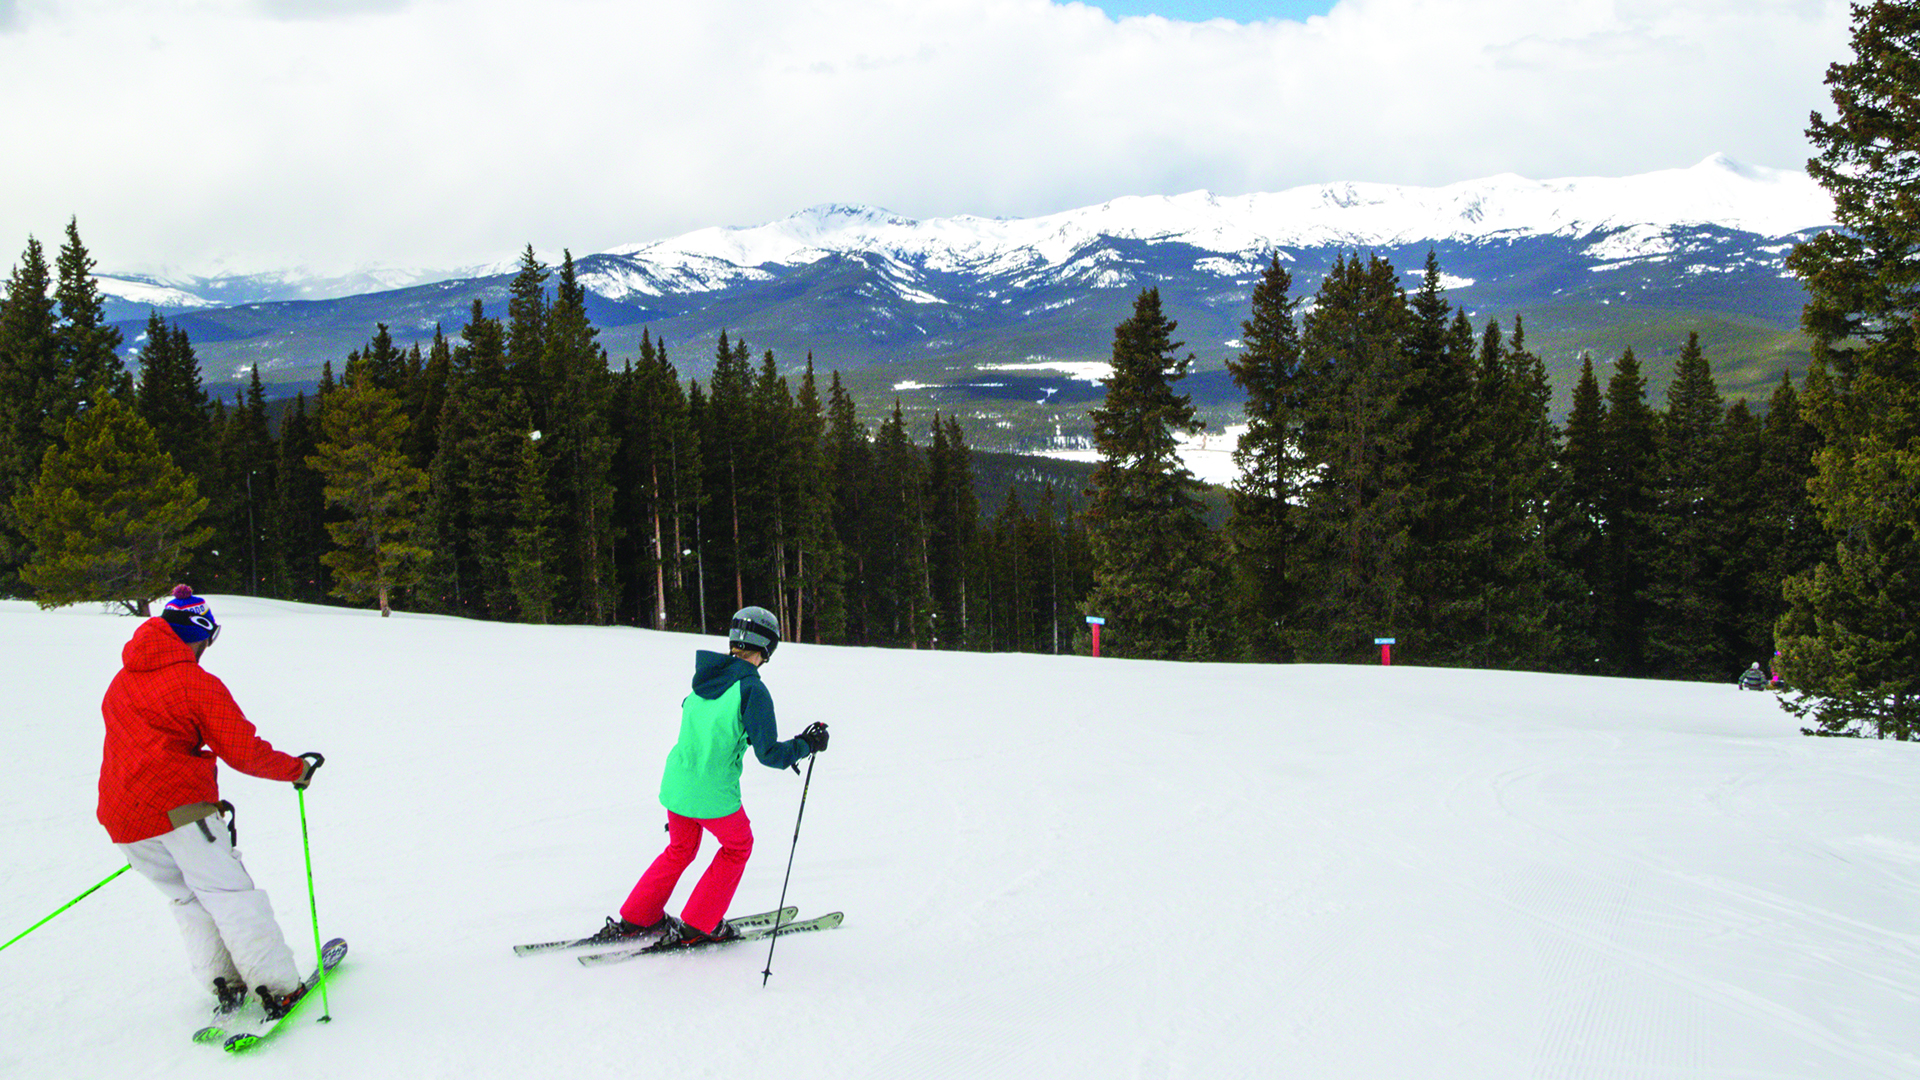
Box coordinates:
[295,752,325,790]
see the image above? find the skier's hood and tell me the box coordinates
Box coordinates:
[122,616,197,674]
[690,649,759,700]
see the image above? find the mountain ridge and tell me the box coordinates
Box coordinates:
[90,154,1831,448]
[97,153,1828,308]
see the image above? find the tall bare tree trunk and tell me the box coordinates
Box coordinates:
[650,459,668,629]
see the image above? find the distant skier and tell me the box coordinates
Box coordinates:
[98,586,324,1017]
[586,606,828,949]
[1738,662,1767,690]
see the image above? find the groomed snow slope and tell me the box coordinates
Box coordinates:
[3,597,1916,1079]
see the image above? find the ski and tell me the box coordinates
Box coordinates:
[513,906,796,956]
[192,937,346,1052]
[578,911,843,967]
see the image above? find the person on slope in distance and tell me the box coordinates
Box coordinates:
[99,586,325,1017]
[1738,661,1767,690]
[588,605,828,948]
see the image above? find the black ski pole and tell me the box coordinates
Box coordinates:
[761,751,816,986]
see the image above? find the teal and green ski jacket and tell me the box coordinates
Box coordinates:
[658,650,810,819]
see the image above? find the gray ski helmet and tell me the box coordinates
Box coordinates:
[728,605,781,659]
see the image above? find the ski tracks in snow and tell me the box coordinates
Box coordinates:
[1461,722,1920,1078]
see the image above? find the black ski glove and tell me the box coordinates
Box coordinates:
[797,722,829,754]
[294,752,325,790]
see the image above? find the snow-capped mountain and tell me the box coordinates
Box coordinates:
[578,154,1828,301]
[102,153,1830,444]
[100,153,1825,315]
[95,264,481,314]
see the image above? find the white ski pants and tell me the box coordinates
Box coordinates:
[119,816,303,998]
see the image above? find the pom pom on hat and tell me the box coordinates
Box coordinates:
[161,585,219,644]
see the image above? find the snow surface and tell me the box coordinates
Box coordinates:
[1037,423,1247,487]
[91,276,223,311]
[5,597,1919,1079]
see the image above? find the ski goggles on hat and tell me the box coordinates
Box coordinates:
[162,608,221,645]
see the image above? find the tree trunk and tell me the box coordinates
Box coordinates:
[651,458,668,630]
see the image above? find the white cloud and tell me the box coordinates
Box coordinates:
[0,0,1853,275]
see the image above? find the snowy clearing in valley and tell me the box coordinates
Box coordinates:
[3,597,1917,1079]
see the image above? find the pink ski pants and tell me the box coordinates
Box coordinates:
[620,807,753,935]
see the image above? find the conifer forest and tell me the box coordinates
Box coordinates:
[3,0,1917,739]
[0,232,1816,676]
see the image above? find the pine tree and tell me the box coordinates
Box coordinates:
[1642,332,1731,679]
[1287,254,1415,661]
[1773,0,1920,736]
[271,392,329,603]
[237,368,275,595]
[1399,261,1487,665]
[543,252,617,623]
[926,413,979,649]
[1083,287,1219,660]
[310,360,431,616]
[823,371,872,643]
[1544,355,1609,671]
[749,350,794,628]
[1223,254,1304,661]
[868,401,931,646]
[506,246,550,426]
[409,327,453,469]
[618,332,701,630]
[788,359,840,644]
[506,429,556,623]
[1595,348,1660,675]
[685,378,715,632]
[1756,374,1828,644]
[1716,397,1775,666]
[13,395,210,614]
[1460,318,1560,670]
[134,313,211,466]
[359,324,409,393]
[701,333,755,617]
[0,237,60,591]
[54,219,127,401]
[989,482,1083,656]
[425,301,523,619]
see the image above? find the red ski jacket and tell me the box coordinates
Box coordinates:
[97,617,305,844]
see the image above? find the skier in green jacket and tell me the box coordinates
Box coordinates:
[591,606,828,948]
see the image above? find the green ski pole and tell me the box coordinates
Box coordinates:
[1,865,130,956]
[297,761,332,1022]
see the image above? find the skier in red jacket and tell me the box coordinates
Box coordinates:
[99,587,324,1017]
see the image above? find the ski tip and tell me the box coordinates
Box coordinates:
[223,1032,262,1053]
[191,1026,227,1045]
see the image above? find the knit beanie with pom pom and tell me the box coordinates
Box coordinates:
[159,585,219,645]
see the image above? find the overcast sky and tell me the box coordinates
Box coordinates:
[0,0,1852,277]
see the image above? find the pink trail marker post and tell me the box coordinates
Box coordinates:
[1376,637,1395,666]
[1087,616,1105,658]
